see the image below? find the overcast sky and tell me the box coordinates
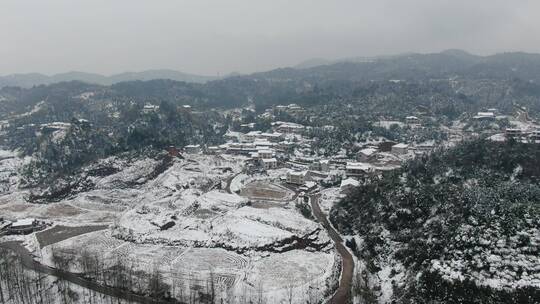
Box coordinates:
[1,0,540,76]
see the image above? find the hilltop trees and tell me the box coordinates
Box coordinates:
[331,139,540,303]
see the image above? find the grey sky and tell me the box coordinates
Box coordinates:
[1,0,539,76]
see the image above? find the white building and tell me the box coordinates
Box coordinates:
[357,148,378,162]
[345,162,373,178]
[473,112,496,120]
[143,104,160,113]
[505,128,523,138]
[405,116,421,125]
[258,149,274,159]
[273,122,305,134]
[262,158,278,169]
[287,170,309,185]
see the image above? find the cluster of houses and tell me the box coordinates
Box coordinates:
[505,128,540,142]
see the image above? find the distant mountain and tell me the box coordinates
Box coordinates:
[260,50,540,82]
[0,69,218,88]
[294,58,332,69]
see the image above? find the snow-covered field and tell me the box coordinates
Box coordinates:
[0,151,339,303]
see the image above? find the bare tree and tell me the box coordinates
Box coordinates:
[286,283,295,304]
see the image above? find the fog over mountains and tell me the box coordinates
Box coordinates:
[4,50,540,90]
[0,69,219,88]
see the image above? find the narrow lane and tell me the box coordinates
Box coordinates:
[0,241,174,304]
[310,194,354,304]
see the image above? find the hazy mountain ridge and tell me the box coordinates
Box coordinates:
[4,50,540,90]
[286,50,540,82]
[0,69,218,88]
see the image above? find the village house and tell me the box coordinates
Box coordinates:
[345,162,373,178]
[473,112,496,120]
[414,141,436,155]
[206,146,223,154]
[299,181,317,192]
[260,132,284,142]
[487,108,499,115]
[505,128,523,138]
[257,149,274,159]
[262,158,278,169]
[309,159,330,172]
[391,143,409,155]
[273,122,306,134]
[530,129,540,141]
[253,139,274,148]
[142,104,160,113]
[357,148,378,162]
[275,104,305,115]
[405,116,421,125]
[245,131,262,142]
[340,178,360,194]
[181,105,192,113]
[287,170,309,185]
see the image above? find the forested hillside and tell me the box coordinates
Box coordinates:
[331,140,540,303]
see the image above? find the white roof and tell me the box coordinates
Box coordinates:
[261,132,282,137]
[359,148,377,156]
[393,143,409,149]
[477,112,495,116]
[12,218,35,227]
[346,162,372,171]
[303,181,317,188]
[274,121,305,128]
[341,178,360,188]
[185,144,200,148]
[257,149,273,154]
[262,158,277,163]
[288,170,307,177]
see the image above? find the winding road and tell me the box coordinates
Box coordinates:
[310,193,354,304]
[0,241,173,304]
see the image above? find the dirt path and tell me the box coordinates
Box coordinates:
[0,241,175,304]
[310,193,354,304]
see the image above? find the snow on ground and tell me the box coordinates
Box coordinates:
[1,152,340,303]
[374,121,404,129]
[230,173,249,193]
[319,187,342,214]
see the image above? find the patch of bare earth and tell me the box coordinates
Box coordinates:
[240,181,293,201]
[36,225,109,247]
